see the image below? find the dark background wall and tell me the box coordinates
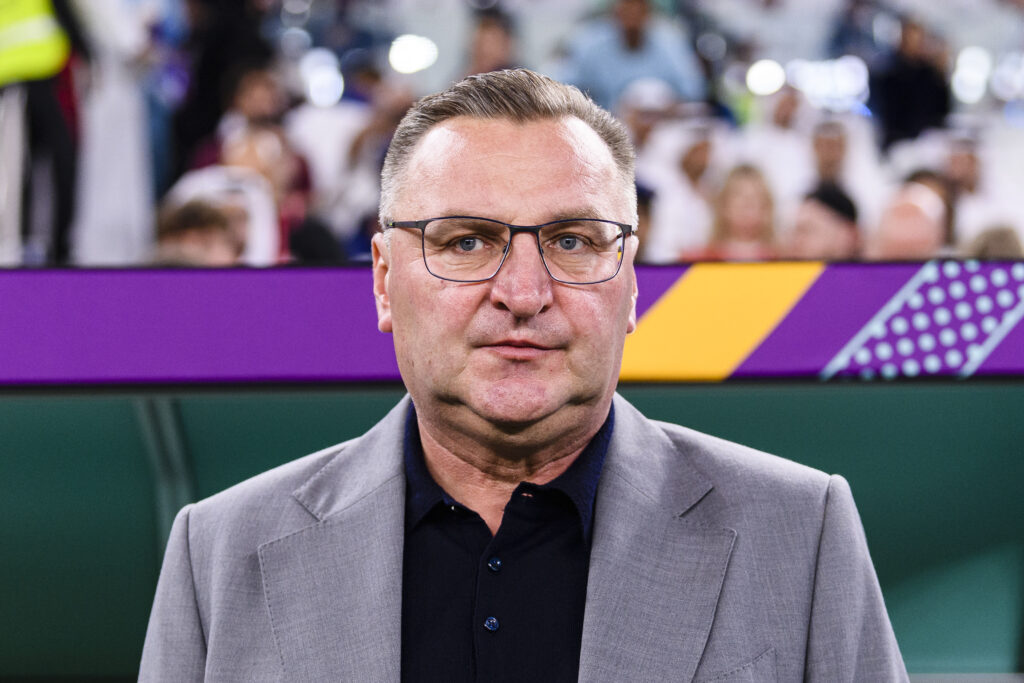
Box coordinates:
[2,382,1021,678]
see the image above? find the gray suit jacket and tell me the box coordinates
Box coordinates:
[140,394,908,681]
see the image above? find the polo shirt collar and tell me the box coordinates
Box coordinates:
[403,401,613,542]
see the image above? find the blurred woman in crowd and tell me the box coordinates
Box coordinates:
[684,164,777,261]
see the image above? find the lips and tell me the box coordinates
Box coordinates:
[481,338,560,360]
[490,339,552,350]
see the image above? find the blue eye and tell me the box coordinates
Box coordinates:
[558,235,580,251]
[457,237,481,252]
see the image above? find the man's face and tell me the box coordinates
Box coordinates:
[614,0,650,32]
[372,116,637,433]
[789,199,858,260]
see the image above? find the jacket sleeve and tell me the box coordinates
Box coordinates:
[805,475,909,682]
[139,504,207,682]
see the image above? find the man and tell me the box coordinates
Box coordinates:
[152,199,241,266]
[868,16,951,150]
[140,69,907,681]
[558,0,705,111]
[785,182,861,260]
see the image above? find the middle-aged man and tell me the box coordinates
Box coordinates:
[141,69,907,681]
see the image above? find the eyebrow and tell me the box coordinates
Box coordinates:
[435,209,613,224]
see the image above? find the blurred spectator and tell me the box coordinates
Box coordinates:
[945,134,1024,248]
[618,77,678,164]
[640,119,718,263]
[70,0,156,266]
[1,0,88,265]
[219,123,346,265]
[558,0,705,111]
[153,199,240,266]
[868,169,950,260]
[909,168,955,248]
[137,0,188,197]
[740,88,815,227]
[827,0,883,62]
[694,0,837,66]
[812,120,847,186]
[963,226,1024,259]
[464,7,519,77]
[166,164,279,266]
[806,119,875,225]
[869,17,951,150]
[784,182,861,260]
[286,78,412,259]
[633,182,656,263]
[181,62,347,263]
[172,0,272,177]
[189,65,287,169]
[9,1,1024,268]
[221,125,301,201]
[684,163,777,261]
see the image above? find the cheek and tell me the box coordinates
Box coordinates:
[391,276,477,360]
[564,289,631,366]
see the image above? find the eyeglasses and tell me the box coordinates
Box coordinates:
[385,216,634,285]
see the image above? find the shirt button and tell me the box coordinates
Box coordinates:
[483,616,500,632]
[487,557,502,572]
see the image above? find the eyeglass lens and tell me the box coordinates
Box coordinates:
[420,218,625,284]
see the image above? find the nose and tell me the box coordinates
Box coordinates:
[488,232,553,318]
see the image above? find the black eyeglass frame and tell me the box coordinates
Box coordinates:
[384,216,635,285]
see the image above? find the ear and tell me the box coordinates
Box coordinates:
[371,233,393,333]
[626,273,638,334]
[625,237,639,334]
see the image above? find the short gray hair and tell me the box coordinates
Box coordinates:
[379,69,636,225]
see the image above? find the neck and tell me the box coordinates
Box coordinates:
[818,164,841,182]
[622,28,643,51]
[415,404,607,534]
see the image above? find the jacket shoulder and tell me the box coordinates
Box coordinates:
[655,417,831,491]
[183,439,355,554]
[650,419,833,510]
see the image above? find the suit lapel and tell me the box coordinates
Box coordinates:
[258,397,411,682]
[578,396,737,682]
[254,394,734,681]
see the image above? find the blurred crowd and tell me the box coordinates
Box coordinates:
[2,0,1024,268]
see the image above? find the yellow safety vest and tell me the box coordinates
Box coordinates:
[0,0,71,86]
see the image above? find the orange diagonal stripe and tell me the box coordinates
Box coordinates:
[621,262,824,381]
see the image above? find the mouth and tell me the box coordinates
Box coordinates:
[481,339,559,360]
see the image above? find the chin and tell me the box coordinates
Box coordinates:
[468,380,567,428]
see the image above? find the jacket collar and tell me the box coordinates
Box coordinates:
[258,394,734,681]
[257,397,409,681]
[578,394,735,682]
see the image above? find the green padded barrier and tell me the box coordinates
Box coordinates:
[887,543,1022,673]
[1,383,1021,678]
[618,382,1024,673]
[173,388,408,499]
[0,397,158,678]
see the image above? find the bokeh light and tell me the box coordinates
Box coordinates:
[389,34,439,75]
[746,59,786,96]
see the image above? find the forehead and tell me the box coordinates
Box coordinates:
[393,116,630,222]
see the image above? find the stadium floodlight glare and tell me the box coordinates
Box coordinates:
[785,56,869,111]
[746,59,786,96]
[299,48,344,107]
[990,52,1024,101]
[957,47,993,79]
[308,70,345,107]
[389,34,439,75]
[834,56,868,100]
[951,47,992,105]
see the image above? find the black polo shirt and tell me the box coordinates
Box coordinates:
[400,403,613,682]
